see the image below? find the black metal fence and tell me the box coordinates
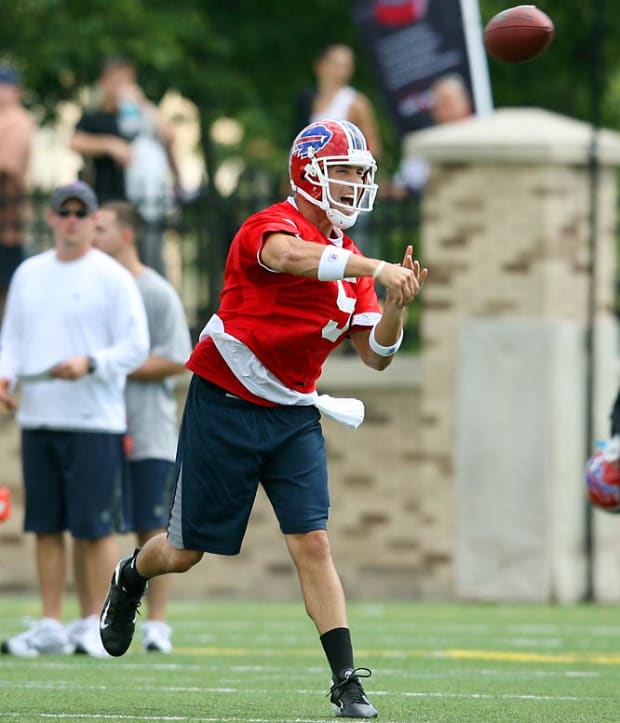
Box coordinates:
[7,184,423,347]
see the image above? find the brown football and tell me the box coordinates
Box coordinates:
[484,5,554,64]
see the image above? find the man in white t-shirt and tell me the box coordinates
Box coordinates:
[93,200,192,653]
[0,181,149,658]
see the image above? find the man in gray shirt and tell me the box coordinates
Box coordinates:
[94,201,192,653]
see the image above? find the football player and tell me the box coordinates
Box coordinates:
[99,119,427,718]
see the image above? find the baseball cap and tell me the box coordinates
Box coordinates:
[0,66,21,86]
[50,181,98,214]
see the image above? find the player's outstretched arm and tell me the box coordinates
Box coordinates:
[261,234,423,291]
[352,245,427,371]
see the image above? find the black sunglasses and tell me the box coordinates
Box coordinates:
[57,208,89,218]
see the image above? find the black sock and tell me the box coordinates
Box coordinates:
[320,627,354,679]
[120,549,148,593]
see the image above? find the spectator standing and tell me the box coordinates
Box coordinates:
[0,65,35,321]
[70,57,179,276]
[99,120,427,718]
[293,44,383,258]
[294,44,383,158]
[0,181,149,657]
[428,73,472,126]
[394,73,473,197]
[94,200,192,654]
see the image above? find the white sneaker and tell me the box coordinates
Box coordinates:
[143,620,172,653]
[67,615,109,657]
[1,618,74,657]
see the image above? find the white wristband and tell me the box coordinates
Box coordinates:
[372,260,386,279]
[317,246,352,281]
[369,324,403,357]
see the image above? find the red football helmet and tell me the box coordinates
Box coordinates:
[289,120,378,229]
[585,436,620,513]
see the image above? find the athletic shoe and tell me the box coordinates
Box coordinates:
[143,620,173,653]
[99,551,146,657]
[1,618,74,657]
[329,667,378,718]
[67,615,109,657]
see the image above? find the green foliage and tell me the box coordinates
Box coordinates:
[0,1,386,176]
[1,2,618,178]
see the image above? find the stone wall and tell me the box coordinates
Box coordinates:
[406,108,620,602]
[0,357,446,601]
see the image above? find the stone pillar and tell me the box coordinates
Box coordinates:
[403,108,620,602]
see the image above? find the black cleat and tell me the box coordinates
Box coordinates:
[329,667,378,718]
[99,551,146,657]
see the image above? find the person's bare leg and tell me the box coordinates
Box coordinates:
[73,535,119,617]
[285,530,348,634]
[134,532,203,578]
[286,529,378,718]
[137,529,171,621]
[72,539,88,615]
[36,533,67,620]
[100,533,203,657]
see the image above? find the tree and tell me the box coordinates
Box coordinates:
[1,1,618,183]
[2,1,615,325]
[0,2,376,178]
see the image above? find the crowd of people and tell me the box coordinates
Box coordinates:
[0,180,190,657]
[0,51,434,719]
[0,56,180,309]
[0,58,189,657]
[71,57,180,276]
[0,47,472,301]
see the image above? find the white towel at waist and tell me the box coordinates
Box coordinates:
[199,314,364,429]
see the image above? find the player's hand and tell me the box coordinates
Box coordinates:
[50,356,90,380]
[0,378,17,412]
[376,245,428,309]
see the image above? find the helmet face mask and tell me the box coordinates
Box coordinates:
[289,120,378,229]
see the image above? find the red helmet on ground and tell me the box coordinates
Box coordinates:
[585,437,620,513]
[289,120,378,230]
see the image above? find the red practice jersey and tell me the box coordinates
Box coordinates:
[188,199,381,402]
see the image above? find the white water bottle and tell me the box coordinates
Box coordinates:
[117,99,142,139]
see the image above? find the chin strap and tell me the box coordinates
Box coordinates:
[326,206,359,229]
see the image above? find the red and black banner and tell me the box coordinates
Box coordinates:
[352,0,493,136]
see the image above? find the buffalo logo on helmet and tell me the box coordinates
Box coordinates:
[288,120,378,230]
[292,125,333,160]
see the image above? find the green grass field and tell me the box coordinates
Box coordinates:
[1,596,620,722]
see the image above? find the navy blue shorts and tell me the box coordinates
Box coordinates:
[122,458,174,533]
[21,429,125,538]
[167,375,329,554]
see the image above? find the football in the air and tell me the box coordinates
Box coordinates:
[483,5,554,64]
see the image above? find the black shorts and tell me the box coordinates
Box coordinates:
[167,375,329,554]
[123,458,174,532]
[21,429,125,538]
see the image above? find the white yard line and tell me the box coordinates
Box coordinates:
[0,679,613,703]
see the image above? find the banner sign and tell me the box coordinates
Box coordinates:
[352,0,493,136]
